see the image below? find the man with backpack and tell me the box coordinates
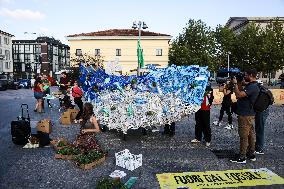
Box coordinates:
[230,69,260,164]
[254,82,274,154]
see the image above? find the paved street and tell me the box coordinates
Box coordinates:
[0,88,283,189]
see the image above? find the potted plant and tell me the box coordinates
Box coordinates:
[75,149,105,169]
[55,146,81,160]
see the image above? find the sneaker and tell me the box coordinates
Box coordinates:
[205,142,210,147]
[255,150,264,155]
[48,104,52,108]
[74,120,78,124]
[225,124,233,130]
[230,156,246,164]
[213,121,221,126]
[247,154,256,161]
[151,126,160,133]
[191,139,200,143]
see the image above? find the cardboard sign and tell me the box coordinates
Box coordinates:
[60,111,71,125]
[156,168,284,189]
[36,119,52,133]
[67,108,79,120]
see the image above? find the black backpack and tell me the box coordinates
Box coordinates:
[253,84,274,112]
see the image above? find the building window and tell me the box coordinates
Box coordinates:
[5,50,10,60]
[116,49,121,56]
[5,62,10,69]
[0,48,2,55]
[25,45,30,53]
[94,49,100,56]
[156,49,162,56]
[4,37,9,45]
[76,49,82,56]
[0,36,1,45]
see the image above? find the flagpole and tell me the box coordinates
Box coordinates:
[137,26,141,76]
[132,21,148,76]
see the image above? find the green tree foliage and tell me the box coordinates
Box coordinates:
[234,23,263,71]
[260,19,284,81]
[170,18,284,76]
[169,19,216,70]
[214,25,237,70]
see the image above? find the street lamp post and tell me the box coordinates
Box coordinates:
[227,51,231,77]
[132,21,148,76]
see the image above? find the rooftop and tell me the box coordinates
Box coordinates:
[226,17,284,27]
[67,29,171,37]
[0,30,14,37]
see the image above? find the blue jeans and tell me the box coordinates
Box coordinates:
[255,108,269,151]
[281,81,284,89]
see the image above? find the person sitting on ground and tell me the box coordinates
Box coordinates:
[213,80,233,129]
[74,103,101,152]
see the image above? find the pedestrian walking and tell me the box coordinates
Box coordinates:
[191,85,214,147]
[230,68,260,164]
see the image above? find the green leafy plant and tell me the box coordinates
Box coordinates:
[57,141,67,147]
[95,178,127,189]
[190,82,198,89]
[75,150,104,165]
[57,146,81,155]
[146,111,156,116]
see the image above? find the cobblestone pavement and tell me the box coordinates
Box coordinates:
[0,88,283,189]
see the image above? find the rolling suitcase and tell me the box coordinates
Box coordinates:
[11,104,31,145]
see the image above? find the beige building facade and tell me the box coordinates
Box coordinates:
[66,29,172,75]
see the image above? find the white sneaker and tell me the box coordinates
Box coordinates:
[74,120,78,124]
[151,126,159,132]
[206,142,210,147]
[225,124,233,130]
[213,121,219,126]
[191,139,200,143]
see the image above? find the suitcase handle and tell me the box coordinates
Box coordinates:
[19,104,30,122]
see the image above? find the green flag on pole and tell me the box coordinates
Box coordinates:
[137,40,144,68]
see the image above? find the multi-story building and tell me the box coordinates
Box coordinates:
[66,29,172,75]
[226,17,284,80]
[0,30,14,77]
[12,37,70,79]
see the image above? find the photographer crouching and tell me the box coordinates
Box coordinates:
[229,68,260,164]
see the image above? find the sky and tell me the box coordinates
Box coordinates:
[0,0,284,44]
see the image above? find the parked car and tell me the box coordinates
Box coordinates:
[0,75,19,90]
[216,68,241,84]
[18,79,31,89]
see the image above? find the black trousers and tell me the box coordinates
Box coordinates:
[164,122,175,135]
[74,97,83,120]
[219,105,232,124]
[195,110,211,142]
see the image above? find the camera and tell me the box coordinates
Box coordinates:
[234,72,244,83]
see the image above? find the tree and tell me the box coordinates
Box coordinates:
[233,23,263,71]
[169,19,216,70]
[69,53,104,81]
[260,19,284,83]
[70,53,104,70]
[214,25,237,71]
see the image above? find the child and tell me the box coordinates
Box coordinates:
[191,85,214,147]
